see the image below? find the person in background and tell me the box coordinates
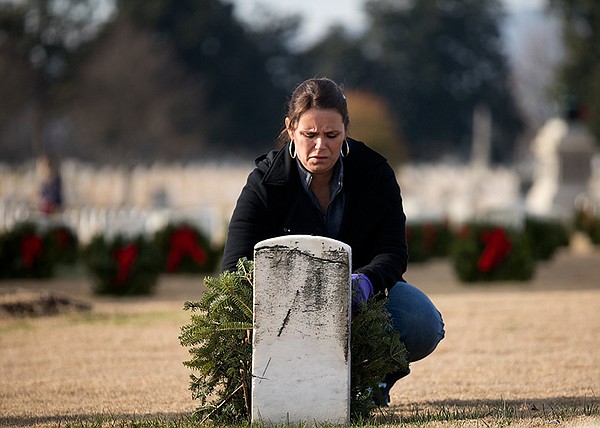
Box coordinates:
[222,77,444,405]
[37,155,63,215]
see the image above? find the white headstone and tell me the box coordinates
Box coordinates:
[252,235,351,425]
[470,103,492,170]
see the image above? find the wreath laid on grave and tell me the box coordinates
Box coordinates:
[451,223,534,282]
[179,258,409,423]
[0,222,57,279]
[153,223,220,274]
[81,234,161,295]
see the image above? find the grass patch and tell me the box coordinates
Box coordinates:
[48,397,599,427]
[0,308,186,334]
[372,396,600,426]
[70,310,187,326]
[0,316,34,333]
[53,262,89,279]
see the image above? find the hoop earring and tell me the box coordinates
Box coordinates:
[340,139,350,158]
[288,140,297,159]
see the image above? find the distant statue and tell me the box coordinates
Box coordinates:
[37,156,63,214]
[526,113,597,218]
[526,118,567,216]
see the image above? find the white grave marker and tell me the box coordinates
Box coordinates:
[252,235,351,425]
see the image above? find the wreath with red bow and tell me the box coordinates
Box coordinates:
[451,223,534,282]
[82,234,161,295]
[153,223,220,274]
[0,222,57,279]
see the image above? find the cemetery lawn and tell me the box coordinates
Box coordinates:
[1,248,599,427]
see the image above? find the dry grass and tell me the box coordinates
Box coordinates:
[1,248,599,427]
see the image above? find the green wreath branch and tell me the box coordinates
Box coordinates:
[180,258,408,423]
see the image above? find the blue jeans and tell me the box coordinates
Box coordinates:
[384,281,445,385]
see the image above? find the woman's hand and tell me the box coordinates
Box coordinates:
[351,273,373,320]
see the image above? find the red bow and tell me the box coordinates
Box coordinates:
[114,243,139,285]
[165,227,207,272]
[477,228,511,272]
[21,234,43,268]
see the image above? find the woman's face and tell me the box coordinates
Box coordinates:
[286,108,346,177]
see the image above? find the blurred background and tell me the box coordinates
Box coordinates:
[1,0,599,247]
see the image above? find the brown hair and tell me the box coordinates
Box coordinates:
[277,78,350,145]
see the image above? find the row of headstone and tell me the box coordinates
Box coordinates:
[58,160,252,210]
[0,159,252,243]
[0,158,526,224]
[398,163,521,224]
[0,202,216,245]
[2,132,599,240]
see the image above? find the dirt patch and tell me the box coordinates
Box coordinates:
[0,249,599,427]
[0,288,92,317]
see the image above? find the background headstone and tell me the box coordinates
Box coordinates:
[252,235,351,425]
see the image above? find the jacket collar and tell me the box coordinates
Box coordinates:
[260,144,295,186]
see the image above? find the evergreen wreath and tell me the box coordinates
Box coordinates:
[44,224,79,265]
[81,234,161,295]
[153,222,220,274]
[179,258,408,423]
[451,223,535,282]
[524,216,570,260]
[406,221,452,262]
[0,222,57,279]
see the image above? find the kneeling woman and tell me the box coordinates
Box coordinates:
[222,77,445,405]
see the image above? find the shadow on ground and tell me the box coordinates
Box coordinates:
[374,396,599,425]
[0,412,195,427]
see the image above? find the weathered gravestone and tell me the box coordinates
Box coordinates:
[252,235,351,425]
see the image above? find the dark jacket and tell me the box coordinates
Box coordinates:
[221,138,408,294]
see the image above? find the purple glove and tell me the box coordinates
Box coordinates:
[351,273,373,307]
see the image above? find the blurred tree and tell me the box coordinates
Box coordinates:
[345,89,408,166]
[0,5,34,160]
[0,0,109,159]
[299,25,379,89]
[508,13,564,132]
[117,0,290,152]
[548,0,600,144]
[68,16,211,163]
[1,0,304,162]
[243,9,304,93]
[361,0,524,163]
[1,0,531,164]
